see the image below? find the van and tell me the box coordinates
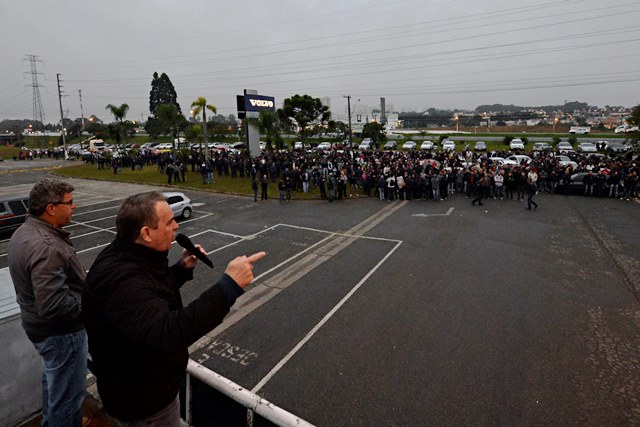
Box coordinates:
[0,195,30,234]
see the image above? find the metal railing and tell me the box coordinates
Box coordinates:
[184,359,314,427]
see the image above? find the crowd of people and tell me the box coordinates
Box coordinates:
[78,142,640,205]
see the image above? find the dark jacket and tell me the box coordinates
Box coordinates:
[8,216,85,343]
[82,236,243,421]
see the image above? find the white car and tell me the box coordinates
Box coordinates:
[317,141,333,151]
[556,155,578,170]
[509,138,524,150]
[420,140,434,150]
[489,157,518,167]
[442,140,456,151]
[358,141,372,150]
[577,142,597,153]
[403,141,417,150]
[155,142,173,150]
[507,154,532,165]
[557,142,574,153]
[162,192,192,219]
[532,142,551,151]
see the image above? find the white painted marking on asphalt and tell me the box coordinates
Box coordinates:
[412,207,455,217]
[251,240,403,393]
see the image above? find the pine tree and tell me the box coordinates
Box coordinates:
[149,72,181,116]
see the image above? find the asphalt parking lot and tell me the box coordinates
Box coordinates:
[1,170,640,425]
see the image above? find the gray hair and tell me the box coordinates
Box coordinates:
[28,178,75,216]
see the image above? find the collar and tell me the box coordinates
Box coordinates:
[113,235,169,267]
[27,215,71,239]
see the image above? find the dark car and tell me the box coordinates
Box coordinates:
[0,195,30,234]
[554,172,609,195]
[383,141,398,150]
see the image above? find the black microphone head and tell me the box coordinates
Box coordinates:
[175,233,191,248]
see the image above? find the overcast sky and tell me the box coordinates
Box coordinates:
[2,0,639,124]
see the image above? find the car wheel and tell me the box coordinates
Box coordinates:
[182,208,192,219]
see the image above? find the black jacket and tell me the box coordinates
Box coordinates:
[82,236,242,421]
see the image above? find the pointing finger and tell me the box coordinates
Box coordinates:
[245,251,266,264]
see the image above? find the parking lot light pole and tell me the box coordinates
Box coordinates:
[344,95,352,148]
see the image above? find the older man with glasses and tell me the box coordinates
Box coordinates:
[8,178,87,427]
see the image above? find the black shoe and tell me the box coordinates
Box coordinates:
[472,201,476,206]
[478,202,484,206]
[534,204,538,209]
[526,207,531,210]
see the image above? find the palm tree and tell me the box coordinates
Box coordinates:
[190,97,216,160]
[105,103,129,146]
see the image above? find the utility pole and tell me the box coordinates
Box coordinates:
[79,90,86,133]
[344,95,352,148]
[57,74,68,159]
[24,54,46,125]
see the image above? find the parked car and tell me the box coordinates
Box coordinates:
[162,192,192,219]
[607,142,632,153]
[384,141,398,150]
[555,155,578,170]
[403,141,417,150]
[317,142,333,151]
[506,154,532,165]
[0,194,30,234]
[509,138,524,150]
[532,142,551,151]
[557,142,574,153]
[293,141,303,151]
[358,140,372,150]
[577,142,597,153]
[420,140,434,150]
[442,140,456,152]
[474,141,487,151]
[553,172,607,195]
[488,157,518,167]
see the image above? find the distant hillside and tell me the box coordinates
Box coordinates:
[475,101,597,114]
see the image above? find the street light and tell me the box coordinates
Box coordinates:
[454,115,459,132]
[553,117,559,133]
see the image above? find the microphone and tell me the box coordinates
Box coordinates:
[175,233,214,269]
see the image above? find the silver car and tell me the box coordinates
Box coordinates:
[162,192,193,219]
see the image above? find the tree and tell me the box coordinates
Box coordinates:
[258,110,279,152]
[277,94,331,145]
[628,104,640,126]
[362,122,386,148]
[105,103,129,146]
[156,104,186,150]
[190,97,217,160]
[149,72,181,116]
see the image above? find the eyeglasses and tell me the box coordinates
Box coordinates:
[53,199,74,206]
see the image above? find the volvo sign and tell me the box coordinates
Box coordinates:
[244,94,275,112]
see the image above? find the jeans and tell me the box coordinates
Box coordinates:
[119,394,180,427]
[33,330,88,427]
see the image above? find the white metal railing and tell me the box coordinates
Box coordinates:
[185,359,314,427]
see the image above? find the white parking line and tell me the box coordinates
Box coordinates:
[251,240,403,393]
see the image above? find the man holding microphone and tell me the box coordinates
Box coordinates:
[82,191,265,425]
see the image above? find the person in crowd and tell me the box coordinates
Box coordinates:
[8,179,87,427]
[494,169,505,200]
[251,177,258,202]
[261,173,269,200]
[526,168,539,210]
[82,191,265,425]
